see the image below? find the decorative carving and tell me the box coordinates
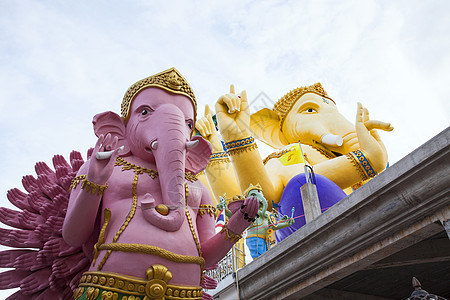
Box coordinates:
[273,82,334,130]
[121,68,197,122]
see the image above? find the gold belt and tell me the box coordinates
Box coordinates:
[246,233,270,240]
[98,243,205,267]
[75,265,203,300]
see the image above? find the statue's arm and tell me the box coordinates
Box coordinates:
[63,134,121,246]
[195,104,241,203]
[310,103,392,189]
[215,86,278,209]
[197,183,257,268]
[62,161,102,246]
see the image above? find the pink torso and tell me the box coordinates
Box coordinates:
[88,164,204,286]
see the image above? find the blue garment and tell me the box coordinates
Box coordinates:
[246,236,268,259]
[276,173,347,242]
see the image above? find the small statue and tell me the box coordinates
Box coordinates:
[243,184,294,259]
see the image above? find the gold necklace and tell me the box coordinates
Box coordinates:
[115,157,198,182]
[97,157,203,281]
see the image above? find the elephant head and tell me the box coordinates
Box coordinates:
[92,68,212,232]
[250,83,358,156]
[244,184,268,219]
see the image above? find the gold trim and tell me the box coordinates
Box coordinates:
[273,82,334,131]
[263,149,293,165]
[93,208,112,266]
[94,157,201,278]
[97,243,205,267]
[121,68,197,124]
[78,269,203,300]
[346,152,369,181]
[184,171,198,183]
[115,157,159,178]
[97,172,139,270]
[243,184,263,198]
[70,174,108,196]
[198,204,217,217]
[207,157,231,166]
[246,233,271,240]
[115,157,198,182]
[184,183,203,259]
[220,223,242,243]
[227,143,258,156]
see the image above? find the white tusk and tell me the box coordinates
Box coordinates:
[151,141,158,150]
[321,134,343,147]
[186,140,199,149]
[96,146,124,160]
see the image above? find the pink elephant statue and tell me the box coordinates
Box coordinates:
[61,68,258,299]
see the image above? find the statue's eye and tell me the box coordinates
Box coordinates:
[305,108,317,113]
[186,120,194,129]
[142,109,149,115]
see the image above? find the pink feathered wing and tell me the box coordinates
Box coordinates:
[0,149,218,300]
[0,150,94,299]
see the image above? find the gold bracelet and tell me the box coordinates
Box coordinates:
[346,150,377,181]
[220,223,242,243]
[70,175,108,196]
[345,153,369,181]
[208,157,231,166]
[225,136,258,156]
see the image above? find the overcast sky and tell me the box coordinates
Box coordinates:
[0,0,449,297]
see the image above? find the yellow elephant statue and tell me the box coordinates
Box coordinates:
[198,83,393,207]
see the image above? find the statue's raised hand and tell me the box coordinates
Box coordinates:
[215,85,251,142]
[356,103,393,173]
[195,104,223,152]
[226,196,259,235]
[87,133,121,185]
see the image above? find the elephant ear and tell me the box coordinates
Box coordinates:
[250,108,289,149]
[92,111,131,156]
[185,135,212,174]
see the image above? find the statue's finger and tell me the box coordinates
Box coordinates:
[230,84,236,95]
[355,102,364,124]
[205,104,211,117]
[363,108,369,123]
[240,90,248,103]
[228,94,240,112]
[111,136,119,150]
[94,134,105,153]
[365,120,394,131]
[206,112,215,128]
[195,120,208,136]
[205,114,215,134]
[221,94,237,113]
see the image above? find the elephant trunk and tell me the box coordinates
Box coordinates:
[142,105,188,232]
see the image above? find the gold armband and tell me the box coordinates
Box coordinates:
[208,151,230,166]
[346,150,377,181]
[220,223,243,243]
[70,175,108,196]
[224,136,257,156]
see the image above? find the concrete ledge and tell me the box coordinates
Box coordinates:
[237,127,450,300]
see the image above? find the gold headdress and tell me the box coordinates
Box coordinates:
[121,67,197,122]
[273,82,334,130]
[243,184,263,198]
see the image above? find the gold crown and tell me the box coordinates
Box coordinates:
[243,183,263,198]
[121,67,197,122]
[273,82,334,130]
